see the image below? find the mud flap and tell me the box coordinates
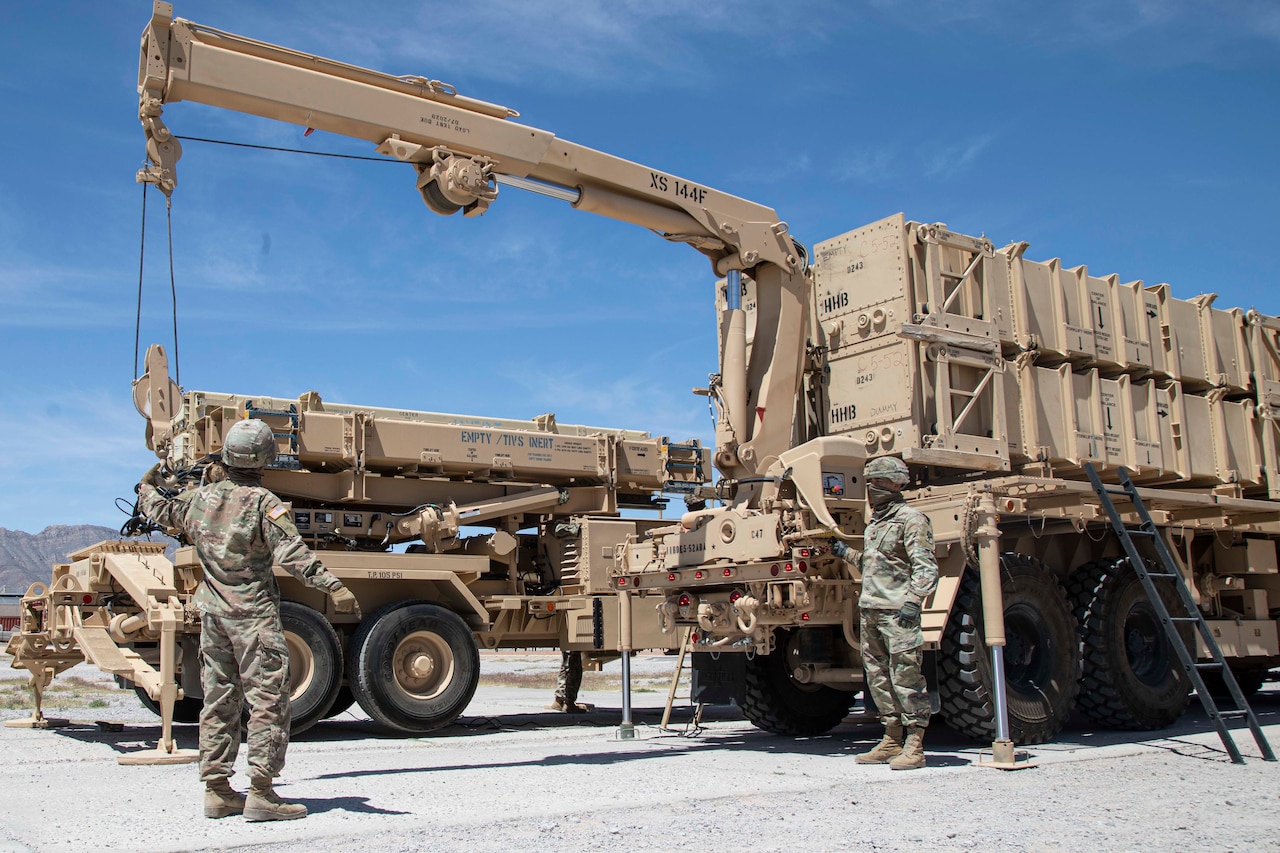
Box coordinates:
[691,652,745,706]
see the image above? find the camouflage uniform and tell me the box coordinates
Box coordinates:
[138,479,344,782]
[858,499,938,728]
[555,651,583,706]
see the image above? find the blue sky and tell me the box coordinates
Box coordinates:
[1,1,1278,534]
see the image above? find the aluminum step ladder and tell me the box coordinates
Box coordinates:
[1084,462,1276,764]
[660,627,704,731]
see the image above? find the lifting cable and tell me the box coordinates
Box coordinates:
[134,181,182,388]
[175,135,399,164]
[134,133,406,387]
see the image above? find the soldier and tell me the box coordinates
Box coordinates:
[546,651,589,713]
[138,419,361,820]
[833,456,938,770]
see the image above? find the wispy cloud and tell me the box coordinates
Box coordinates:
[866,0,1280,62]
[285,0,846,87]
[921,133,997,179]
[0,390,152,532]
[835,148,896,184]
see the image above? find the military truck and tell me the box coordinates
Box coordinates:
[7,4,1277,761]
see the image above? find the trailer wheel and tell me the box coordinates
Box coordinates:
[938,555,1080,745]
[1069,558,1191,729]
[281,601,345,735]
[134,686,203,723]
[740,628,853,736]
[349,601,480,734]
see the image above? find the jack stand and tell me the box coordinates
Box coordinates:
[4,669,69,729]
[970,494,1036,772]
[975,737,1037,771]
[617,590,636,740]
[118,744,199,766]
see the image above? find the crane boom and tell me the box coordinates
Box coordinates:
[136,0,814,485]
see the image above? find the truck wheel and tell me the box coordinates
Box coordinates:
[938,554,1080,745]
[740,628,853,736]
[1069,558,1191,729]
[1199,666,1267,698]
[348,601,480,734]
[281,601,344,735]
[134,686,203,723]
[325,686,356,718]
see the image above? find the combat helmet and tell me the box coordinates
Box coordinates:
[864,455,909,485]
[222,419,276,469]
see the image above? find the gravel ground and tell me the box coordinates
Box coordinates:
[1,652,1277,853]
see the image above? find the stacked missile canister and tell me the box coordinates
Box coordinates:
[808,213,1280,497]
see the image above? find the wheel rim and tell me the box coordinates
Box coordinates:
[392,630,456,700]
[1004,603,1054,695]
[1122,601,1169,687]
[284,631,316,700]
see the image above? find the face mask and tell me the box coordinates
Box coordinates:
[868,484,901,509]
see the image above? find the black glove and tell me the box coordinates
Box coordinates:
[895,600,921,628]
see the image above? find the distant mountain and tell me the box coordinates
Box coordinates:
[0,525,176,593]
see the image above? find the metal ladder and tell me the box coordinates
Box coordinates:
[660,628,703,731]
[1084,463,1276,764]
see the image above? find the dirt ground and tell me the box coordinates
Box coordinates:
[1,651,1277,853]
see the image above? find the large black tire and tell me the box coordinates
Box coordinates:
[740,628,854,736]
[939,554,1081,745]
[134,686,203,723]
[348,601,480,734]
[1199,666,1268,698]
[280,601,345,735]
[325,686,357,718]
[1068,558,1191,730]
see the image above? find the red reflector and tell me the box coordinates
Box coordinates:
[785,562,794,572]
[82,594,93,604]
[618,578,627,586]
[678,594,692,607]
[691,632,699,643]
[729,590,742,603]
[723,568,732,577]
[695,570,704,579]
[771,564,780,576]
[801,613,810,621]
[668,573,677,581]
[799,561,808,573]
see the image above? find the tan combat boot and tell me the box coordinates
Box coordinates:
[203,778,246,819]
[244,779,308,822]
[889,725,927,770]
[855,721,904,764]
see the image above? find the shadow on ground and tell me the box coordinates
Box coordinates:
[29,686,1279,768]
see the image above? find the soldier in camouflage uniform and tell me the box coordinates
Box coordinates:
[139,419,361,820]
[547,651,588,713]
[833,456,938,770]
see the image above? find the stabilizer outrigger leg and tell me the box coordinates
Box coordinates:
[3,666,70,730]
[118,604,198,766]
[970,492,1036,771]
